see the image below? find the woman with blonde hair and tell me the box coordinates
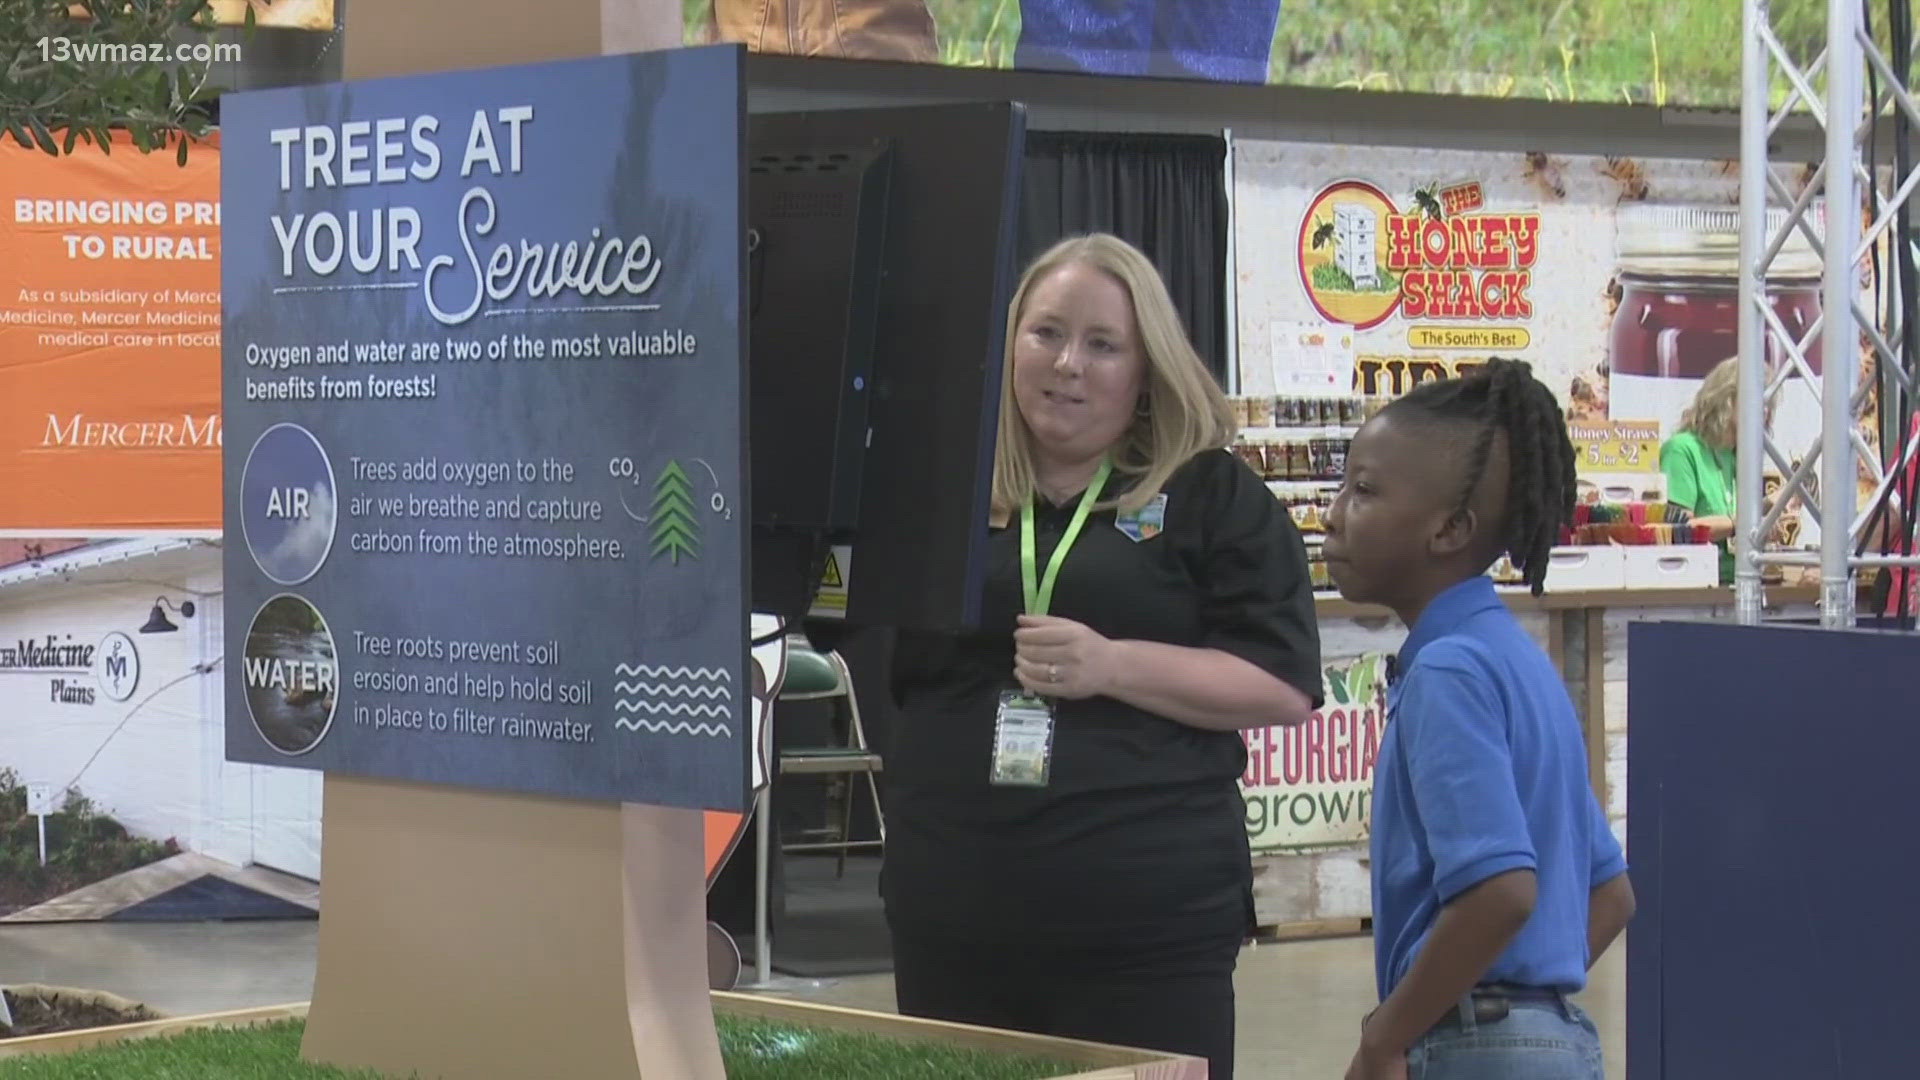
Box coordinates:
[882,234,1322,1078]
[1661,356,1746,583]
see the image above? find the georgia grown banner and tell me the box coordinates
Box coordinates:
[1241,652,1389,852]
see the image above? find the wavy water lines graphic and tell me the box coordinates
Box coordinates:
[616,701,730,718]
[612,661,734,737]
[616,718,732,737]
[612,681,733,700]
[614,664,732,681]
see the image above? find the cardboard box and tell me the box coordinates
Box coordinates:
[1623,544,1719,590]
[1544,545,1627,592]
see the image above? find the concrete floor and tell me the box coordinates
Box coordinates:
[0,920,1626,1077]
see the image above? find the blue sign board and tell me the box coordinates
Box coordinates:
[221,46,748,811]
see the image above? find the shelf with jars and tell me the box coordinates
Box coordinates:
[1229,394,1384,593]
[1232,394,1366,594]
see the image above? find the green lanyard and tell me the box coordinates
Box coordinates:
[1021,458,1112,616]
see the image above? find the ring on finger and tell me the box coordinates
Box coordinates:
[1048,663,1060,683]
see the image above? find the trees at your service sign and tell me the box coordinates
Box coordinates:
[219,46,749,812]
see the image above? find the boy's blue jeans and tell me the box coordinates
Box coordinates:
[1407,991,1604,1079]
[1015,0,1280,83]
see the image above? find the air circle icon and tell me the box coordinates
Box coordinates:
[242,422,338,586]
[243,593,340,756]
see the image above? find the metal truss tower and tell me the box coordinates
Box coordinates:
[1740,0,1920,627]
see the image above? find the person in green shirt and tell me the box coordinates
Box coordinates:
[1660,357,1748,584]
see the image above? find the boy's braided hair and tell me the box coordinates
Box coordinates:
[1384,357,1577,596]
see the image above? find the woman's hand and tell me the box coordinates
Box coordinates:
[1013,615,1119,699]
[1015,618,1315,730]
[1692,514,1736,542]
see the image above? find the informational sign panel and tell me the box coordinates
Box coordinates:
[220,46,749,812]
[0,135,222,534]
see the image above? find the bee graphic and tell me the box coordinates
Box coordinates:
[1524,152,1567,201]
[1311,215,1334,249]
[1602,156,1650,201]
[1413,184,1444,221]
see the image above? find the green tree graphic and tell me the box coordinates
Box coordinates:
[649,460,701,564]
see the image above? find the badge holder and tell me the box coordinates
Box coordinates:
[1002,456,1110,789]
[990,691,1055,787]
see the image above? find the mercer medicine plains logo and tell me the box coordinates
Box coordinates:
[0,631,140,706]
[93,632,141,702]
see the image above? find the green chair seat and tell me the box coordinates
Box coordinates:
[782,646,840,696]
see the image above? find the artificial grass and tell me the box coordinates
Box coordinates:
[720,1016,1072,1080]
[0,1016,1077,1080]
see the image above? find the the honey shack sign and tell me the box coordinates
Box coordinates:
[1240,652,1389,852]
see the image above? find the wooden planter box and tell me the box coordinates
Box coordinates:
[0,994,1206,1080]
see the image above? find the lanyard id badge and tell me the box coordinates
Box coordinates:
[1020,457,1112,617]
[991,691,1055,787]
[992,458,1112,788]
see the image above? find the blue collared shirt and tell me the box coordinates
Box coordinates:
[1371,576,1627,1000]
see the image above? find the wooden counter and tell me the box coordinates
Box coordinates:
[1243,584,1819,934]
[1312,584,1818,620]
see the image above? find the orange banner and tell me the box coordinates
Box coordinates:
[0,133,222,533]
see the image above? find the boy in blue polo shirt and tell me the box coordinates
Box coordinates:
[1322,358,1636,1080]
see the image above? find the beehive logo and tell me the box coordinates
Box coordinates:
[1297,180,1402,331]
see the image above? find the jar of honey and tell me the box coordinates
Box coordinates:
[1608,206,1824,446]
[1283,438,1309,481]
[1232,441,1267,479]
[1308,428,1351,481]
[1308,549,1331,590]
[1259,440,1285,481]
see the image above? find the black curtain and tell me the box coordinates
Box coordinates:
[1019,132,1231,384]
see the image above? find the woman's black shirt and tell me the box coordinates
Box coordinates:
[883,449,1323,946]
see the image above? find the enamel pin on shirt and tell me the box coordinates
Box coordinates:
[1114,492,1168,542]
[990,458,1112,788]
